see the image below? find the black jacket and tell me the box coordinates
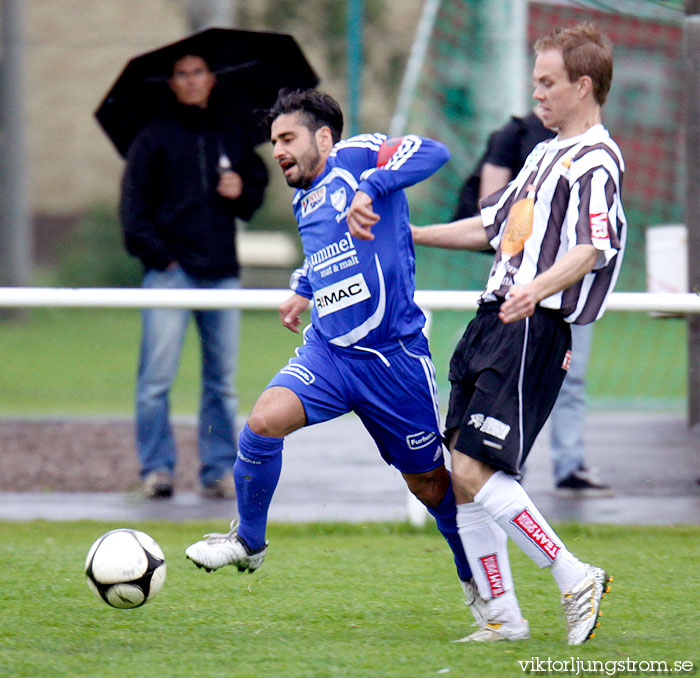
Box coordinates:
[120,103,268,278]
[452,112,555,221]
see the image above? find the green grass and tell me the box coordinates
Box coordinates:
[0,308,305,416]
[0,521,697,677]
[0,306,687,416]
[428,310,686,411]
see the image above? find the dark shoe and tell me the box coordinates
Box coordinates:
[556,466,613,497]
[143,471,173,499]
[200,474,236,500]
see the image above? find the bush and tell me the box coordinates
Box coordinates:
[56,203,142,287]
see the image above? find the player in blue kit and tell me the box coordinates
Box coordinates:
[186,89,490,627]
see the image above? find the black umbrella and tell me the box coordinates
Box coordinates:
[95,27,319,156]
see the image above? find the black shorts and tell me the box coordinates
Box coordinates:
[444,302,571,475]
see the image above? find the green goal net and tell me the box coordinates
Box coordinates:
[401,0,687,408]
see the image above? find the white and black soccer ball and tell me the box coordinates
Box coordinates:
[85,529,166,609]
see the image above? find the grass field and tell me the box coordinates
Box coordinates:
[0,308,304,416]
[0,521,697,678]
[0,307,687,416]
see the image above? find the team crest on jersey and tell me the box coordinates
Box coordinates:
[525,142,547,168]
[330,187,347,213]
[301,186,326,217]
[558,156,572,180]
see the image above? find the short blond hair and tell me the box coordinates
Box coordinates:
[534,22,613,105]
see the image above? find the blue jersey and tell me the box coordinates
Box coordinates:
[289,133,450,349]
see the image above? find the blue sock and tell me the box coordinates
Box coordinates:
[427,481,473,582]
[233,423,283,551]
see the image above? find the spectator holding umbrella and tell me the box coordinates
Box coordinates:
[119,51,269,499]
[96,29,318,500]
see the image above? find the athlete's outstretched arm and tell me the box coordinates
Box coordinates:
[352,135,450,199]
[411,215,491,251]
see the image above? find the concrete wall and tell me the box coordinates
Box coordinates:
[26,1,186,215]
[21,0,422,218]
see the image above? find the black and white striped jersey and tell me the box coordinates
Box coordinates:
[479,124,626,324]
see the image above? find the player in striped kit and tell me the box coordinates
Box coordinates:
[186,89,486,621]
[411,23,625,645]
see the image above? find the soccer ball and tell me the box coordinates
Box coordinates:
[85,529,166,608]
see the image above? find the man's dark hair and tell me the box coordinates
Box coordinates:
[266,89,344,144]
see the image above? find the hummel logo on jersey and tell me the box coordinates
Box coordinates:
[313,273,371,317]
[406,431,437,450]
[468,413,485,429]
[301,186,326,217]
[480,554,506,597]
[280,363,315,385]
[511,509,559,561]
[590,212,609,241]
[309,231,356,272]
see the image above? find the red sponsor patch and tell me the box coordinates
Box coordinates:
[479,554,505,597]
[590,212,609,240]
[511,509,559,561]
[562,349,572,371]
[377,137,403,167]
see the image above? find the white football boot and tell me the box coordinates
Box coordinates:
[561,564,612,645]
[455,580,530,643]
[185,521,267,573]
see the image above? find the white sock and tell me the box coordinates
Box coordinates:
[549,548,587,594]
[456,501,523,623]
[474,470,586,593]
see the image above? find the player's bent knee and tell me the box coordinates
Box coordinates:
[237,423,284,462]
[248,386,306,437]
[403,466,450,508]
[451,451,497,500]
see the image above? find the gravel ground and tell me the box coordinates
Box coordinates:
[0,419,201,493]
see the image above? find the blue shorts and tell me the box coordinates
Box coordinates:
[266,327,444,475]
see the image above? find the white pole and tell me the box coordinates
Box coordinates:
[0,288,698,314]
[187,0,237,30]
[389,0,442,137]
[0,0,31,291]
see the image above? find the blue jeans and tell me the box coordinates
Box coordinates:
[136,266,240,487]
[549,323,593,483]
